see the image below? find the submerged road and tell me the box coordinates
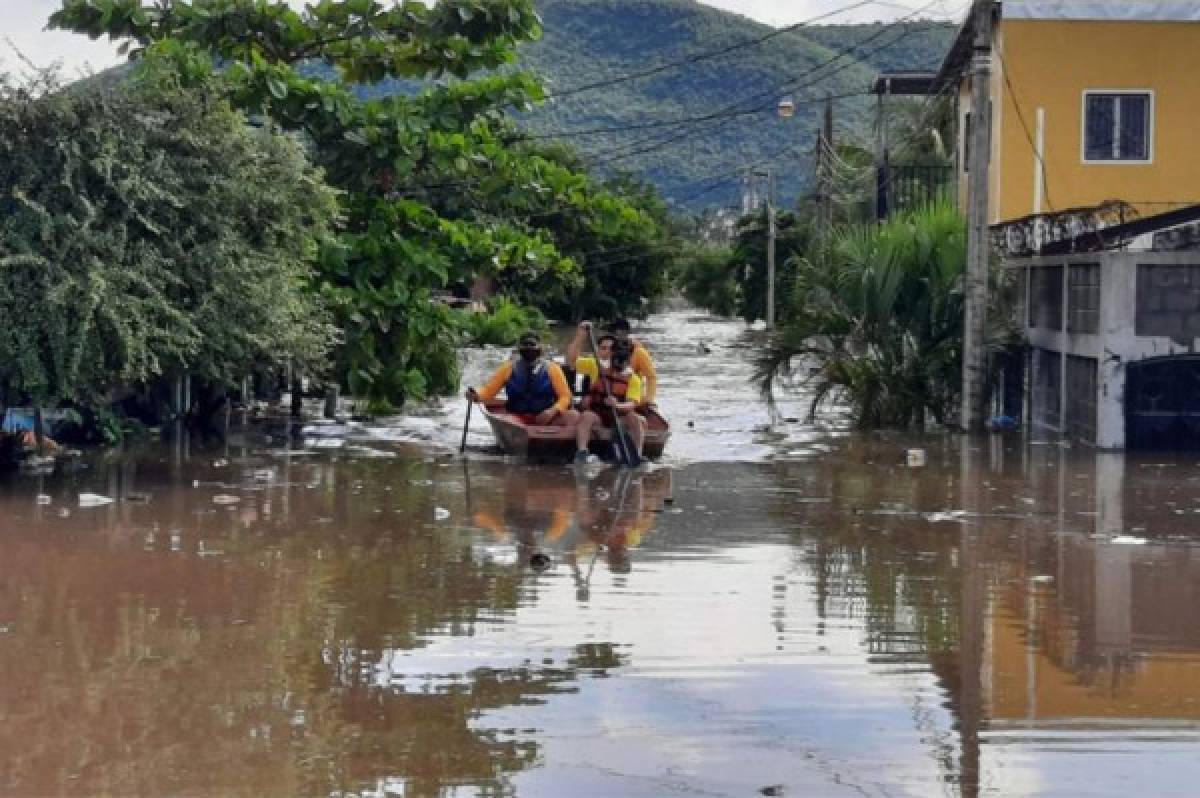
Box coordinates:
[2,309,1200,796]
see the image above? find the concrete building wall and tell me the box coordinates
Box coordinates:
[1018,251,1200,449]
[996,19,1200,222]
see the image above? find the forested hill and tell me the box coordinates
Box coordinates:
[513,0,957,210]
[90,0,955,212]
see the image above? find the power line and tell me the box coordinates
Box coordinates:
[547,0,882,100]
[580,4,945,168]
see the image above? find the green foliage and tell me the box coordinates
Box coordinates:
[732,209,813,325]
[680,208,812,323]
[0,74,338,412]
[755,204,1013,429]
[53,0,674,403]
[453,297,547,347]
[678,244,738,318]
[523,166,678,321]
[519,0,957,209]
[290,2,957,210]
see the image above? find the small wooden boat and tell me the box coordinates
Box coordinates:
[480,400,670,460]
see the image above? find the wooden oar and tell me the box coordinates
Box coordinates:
[460,391,474,454]
[586,327,641,468]
[574,470,634,599]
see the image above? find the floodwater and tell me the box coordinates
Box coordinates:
[3,311,1200,797]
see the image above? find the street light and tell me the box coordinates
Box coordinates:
[754,96,800,331]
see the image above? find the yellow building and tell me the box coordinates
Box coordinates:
[940,1,1200,225]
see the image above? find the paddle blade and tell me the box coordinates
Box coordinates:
[613,425,641,468]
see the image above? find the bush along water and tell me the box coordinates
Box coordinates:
[755,203,1018,430]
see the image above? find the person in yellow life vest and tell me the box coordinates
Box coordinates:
[566,319,657,407]
[570,334,645,462]
[465,331,578,427]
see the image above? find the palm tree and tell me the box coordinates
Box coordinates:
[755,203,1016,429]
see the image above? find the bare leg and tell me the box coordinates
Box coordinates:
[620,411,646,454]
[550,408,580,429]
[576,410,600,452]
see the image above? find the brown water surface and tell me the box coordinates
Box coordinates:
[3,312,1200,797]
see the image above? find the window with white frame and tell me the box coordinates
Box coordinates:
[1083,91,1152,162]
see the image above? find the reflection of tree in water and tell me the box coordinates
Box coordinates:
[771,450,967,792]
[0,452,625,797]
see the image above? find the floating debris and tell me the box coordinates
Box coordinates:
[923,510,967,523]
[434,507,450,521]
[78,493,114,508]
[1111,535,1148,546]
[212,494,241,505]
[35,495,51,506]
[906,448,927,467]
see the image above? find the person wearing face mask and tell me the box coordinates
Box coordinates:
[466,331,577,427]
[571,335,645,462]
[566,319,657,409]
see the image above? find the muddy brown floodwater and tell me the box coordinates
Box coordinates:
[2,309,1200,797]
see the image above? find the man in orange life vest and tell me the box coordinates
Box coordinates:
[569,332,645,462]
[466,331,578,428]
[606,318,657,408]
[567,318,657,408]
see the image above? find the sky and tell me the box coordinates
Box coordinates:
[5,0,967,78]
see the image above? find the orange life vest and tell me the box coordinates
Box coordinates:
[586,368,631,410]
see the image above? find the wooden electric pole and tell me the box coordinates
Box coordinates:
[823,92,835,215]
[764,169,777,329]
[962,0,994,432]
[812,93,836,257]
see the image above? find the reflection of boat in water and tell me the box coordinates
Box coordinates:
[479,399,670,460]
[468,465,672,579]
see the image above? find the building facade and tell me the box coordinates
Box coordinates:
[940,2,1200,448]
[945,1,1200,226]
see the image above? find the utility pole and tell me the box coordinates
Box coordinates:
[823,91,835,233]
[962,0,994,432]
[760,169,777,329]
[814,93,836,246]
[876,78,891,221]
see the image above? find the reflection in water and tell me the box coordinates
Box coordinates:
[466,465,672,590]
[789,438,1200,797]
[0,450,646,797]
[5,338,1200,795]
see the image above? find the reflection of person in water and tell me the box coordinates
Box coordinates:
[565,468,673,596]
[471,467,583,571]
[469,467,671,584]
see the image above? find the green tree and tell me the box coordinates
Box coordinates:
[0,74,337,417]
[52,0,665,406]
[729,208,811,324]
[677,243,737,318]
[754,204,1014,428]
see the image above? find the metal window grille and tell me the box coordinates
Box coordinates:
[1067,263,1100,334]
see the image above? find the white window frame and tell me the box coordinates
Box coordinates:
[1080,89,1155,165]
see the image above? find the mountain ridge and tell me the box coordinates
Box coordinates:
[513,0,957,210]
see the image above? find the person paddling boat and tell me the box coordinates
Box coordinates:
[571,334,646,463]
[466,331,579,429]
[567,319,658,410]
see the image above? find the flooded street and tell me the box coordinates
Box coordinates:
[3,311,1200,796]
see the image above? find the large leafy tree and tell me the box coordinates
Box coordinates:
[52,0,660,405]
[0,74,338,415]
